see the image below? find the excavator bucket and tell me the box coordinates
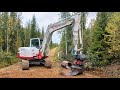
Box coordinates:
[59,67,84,76]
[60,60,84,76]
[60,63,84,76]
[65,65,84,76]
[68,67,84,76]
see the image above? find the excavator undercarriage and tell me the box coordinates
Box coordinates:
[21,59,52,70]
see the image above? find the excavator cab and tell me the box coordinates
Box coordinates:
[30,38,43,49]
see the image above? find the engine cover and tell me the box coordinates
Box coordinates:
[18,47,39,59]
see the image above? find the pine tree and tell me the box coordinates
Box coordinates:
[9,12,18,54]
[84,19,95,54]
[36,25,41,38]
[0,13,3,52]
[15,12,22,53]
[105,12,120,62]
[83,28,91,54]
[1,12,9,52]
[41,27,44,38]
[24,20,31,47]
[59,12,73,60]
[88,12,109,67]
[31,15,37,38]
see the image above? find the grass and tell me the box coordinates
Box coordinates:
[0,52,19,68]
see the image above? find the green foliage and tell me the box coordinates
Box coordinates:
[1,12,9,51]
[83,28,91,54]
[0,12,120,68]
[9,12,19,54]
[88,12,110,67]
[41,27,44,38]
[31,15,37,38]
[87,49,109,67]
[52,47,59,63]
[0,12,42,68]
[0,52,19,68]
[59,12,73,56]
[57,50,73,62]
[50,42,58,49]
[58,12,88,62]
[23,21,31,47]
[105,12,120,62]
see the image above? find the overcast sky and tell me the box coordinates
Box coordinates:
[21,12,97,44]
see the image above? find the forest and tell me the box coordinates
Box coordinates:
[57,12,120,68]
[0,12,47,67]
[0,12,120,69]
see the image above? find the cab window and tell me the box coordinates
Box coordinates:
[31,39,39,48]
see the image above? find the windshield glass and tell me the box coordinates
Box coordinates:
[31,39,39,48]
[40,39,43,45]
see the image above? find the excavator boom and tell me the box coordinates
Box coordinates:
[41,13,81,57]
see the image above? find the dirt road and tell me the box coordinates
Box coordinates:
[0,48,102,78]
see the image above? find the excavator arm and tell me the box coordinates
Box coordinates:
[40,13,81,57]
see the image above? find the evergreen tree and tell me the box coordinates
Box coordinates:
[36,25,41,38]
[88,12,109,67]
[0,13,3,52]
[41,27,44,38]
[15,12,22,53]
[31,15,37,38]
[59,12,73,60]
[9,12,18,54]
[105,12,120,62]
[1,12,9,51]
[83,28,91,54]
